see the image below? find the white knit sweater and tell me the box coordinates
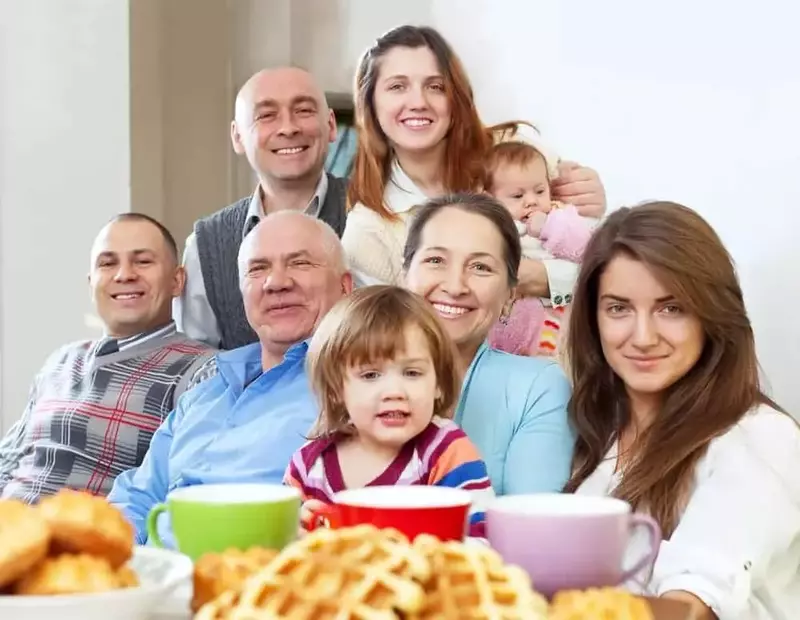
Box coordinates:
[341,161,427,285]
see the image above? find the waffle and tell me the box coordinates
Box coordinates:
[192,547,280,612]
[194,590,241,620]
[407,535,549,620]
[198,524,432,619]
[549,587,654,620]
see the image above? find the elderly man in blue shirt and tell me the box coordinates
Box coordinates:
[107,211,353,543]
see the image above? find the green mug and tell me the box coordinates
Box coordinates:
[146,483,301,560]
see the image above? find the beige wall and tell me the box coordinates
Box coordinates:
[130,0,436,255]
[129,0,278,252]
[1,0,428,429]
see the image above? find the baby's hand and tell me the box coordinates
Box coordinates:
[299,498,328,532]
[526,211,548,238]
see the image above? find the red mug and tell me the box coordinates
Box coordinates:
[306,486,472,541]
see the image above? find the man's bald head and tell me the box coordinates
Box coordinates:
[237,211,353,357]
[235,68,328,124]
[231,67,336,185]
[238,211,346,280]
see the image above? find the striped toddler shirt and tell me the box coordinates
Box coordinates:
[284,416,495,537]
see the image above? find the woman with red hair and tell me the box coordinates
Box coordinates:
[343,24,605,312]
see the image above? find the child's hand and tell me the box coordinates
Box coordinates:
[526,211,548,238]
[299,498,328,532]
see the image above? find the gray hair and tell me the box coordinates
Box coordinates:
[237,211,347,285]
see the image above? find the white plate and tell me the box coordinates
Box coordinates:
[0,546,192,620]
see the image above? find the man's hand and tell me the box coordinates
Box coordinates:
[552,161,607,217]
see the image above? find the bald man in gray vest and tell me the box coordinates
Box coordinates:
[175,67,347,350]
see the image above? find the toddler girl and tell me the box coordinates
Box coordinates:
[486,125,598,357]
[284,285,493,537]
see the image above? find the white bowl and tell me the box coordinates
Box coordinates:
[0,546,193,620]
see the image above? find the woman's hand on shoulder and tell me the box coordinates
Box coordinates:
[552,161,607,217]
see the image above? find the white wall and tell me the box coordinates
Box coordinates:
[0,0,131,429]
[434,0,800,411]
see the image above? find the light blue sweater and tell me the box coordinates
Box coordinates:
[454,342,574,495]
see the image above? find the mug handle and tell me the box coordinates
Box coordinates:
[619,513,662,583]
[145,502,169,548]
[304,503,338,531]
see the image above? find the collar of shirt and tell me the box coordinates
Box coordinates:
[214,339,310,394]
[242,172,330,239]
[96,321,177,357]
[384,159,429,215]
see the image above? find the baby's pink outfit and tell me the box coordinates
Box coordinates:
[489,205,592,357]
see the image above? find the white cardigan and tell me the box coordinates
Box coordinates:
[576,405,800,620]
[341,161,580,303]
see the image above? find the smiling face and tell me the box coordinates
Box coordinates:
[239,214,352,352]
[89,219,183,338]
[231,68,337,185]
[372,45,452,158]
[404,206,513,358]
[597,253,705,410]
[342,325,439,451]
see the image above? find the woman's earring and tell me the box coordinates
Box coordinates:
[500,298,516,325]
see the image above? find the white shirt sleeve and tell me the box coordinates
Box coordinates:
[172,232,222,348]
[540,214,600,306]
[651,408,800,619]
[541,258,579,306]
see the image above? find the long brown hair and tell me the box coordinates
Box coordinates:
[306,285,460,439]
[347,25,493,220]
[564,201,780,536]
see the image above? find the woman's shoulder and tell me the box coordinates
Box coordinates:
[467,348,571,417]
[723,403,798,443]
[347,201,384,222]
[707,403,800,473]
[477,347,569,385]
[346,201,410,230]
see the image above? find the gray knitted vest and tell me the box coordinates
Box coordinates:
[194,173,347,350]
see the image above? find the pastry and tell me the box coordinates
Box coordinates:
[550,587,655,620]
[0,499,50,589]
[13,553,139,596]
[37,489,134,568]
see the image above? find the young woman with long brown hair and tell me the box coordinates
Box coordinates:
[342,24,606,310]
[564,201,800,619]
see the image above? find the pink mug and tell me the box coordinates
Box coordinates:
[487,494,661,597]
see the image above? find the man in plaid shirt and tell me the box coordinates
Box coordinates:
[0,214,215,502]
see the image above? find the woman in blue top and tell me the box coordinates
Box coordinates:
[402,192,574,494]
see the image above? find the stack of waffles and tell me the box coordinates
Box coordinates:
[193,524,550,619]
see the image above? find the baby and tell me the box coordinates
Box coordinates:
[284,285,494,538]
[486,125,596,357]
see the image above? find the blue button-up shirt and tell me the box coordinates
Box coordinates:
[107,341,317,544]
